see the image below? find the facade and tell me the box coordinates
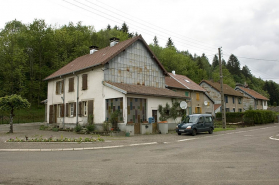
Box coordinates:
[165,72,214,115]
[44,35,189,134]
[200,80,244,113]
[235,85,269,110]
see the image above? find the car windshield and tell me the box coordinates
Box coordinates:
[183,116,199,123]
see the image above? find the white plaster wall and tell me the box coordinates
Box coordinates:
[263,101,268,110]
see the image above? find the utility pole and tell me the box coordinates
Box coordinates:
[218,48,226,129]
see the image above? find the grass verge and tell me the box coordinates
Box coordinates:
[214,127,236,132]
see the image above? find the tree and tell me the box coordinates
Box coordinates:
[120,22,129,33]
[212,55,219,69]
[166,37,175,49]
[106,24,111,30]
[153,36,159,46]
[227,54,241,76]
[0,94,30,133]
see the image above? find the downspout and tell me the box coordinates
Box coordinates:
[63,77,65,128]
[76,74,79,126]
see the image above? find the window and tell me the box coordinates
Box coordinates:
[185,92,189,97]
[195,107,201,114]
[196,93,200,101]
[255,100,258,105]
[83,101,87,116]
[232,97,235,104]
[82,74,88,90]
[239,109,242,112]
[233,108,235,112]
[225,96,228,103]
[264,101,266,106]
[69,78,74,92]
[238,98,242,104]
[70,103,74,117]
[226,108,230,112]
[56,80,64,95]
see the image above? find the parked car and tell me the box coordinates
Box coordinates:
[176,114,214,136]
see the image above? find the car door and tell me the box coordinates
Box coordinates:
[204,116,211,131]
[196,116,205,132]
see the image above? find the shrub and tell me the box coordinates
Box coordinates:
[52,127,59,132]
[86,124,95,133]
[103,121,111,132]
[74,124,82,133]
[244,110,275,124]
[216,112,244,123]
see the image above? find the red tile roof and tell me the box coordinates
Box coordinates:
[166,73,206,92]
[236,86,269,101]
[104,81,190,99]
[200,80,243,97]
[44,35,168,80]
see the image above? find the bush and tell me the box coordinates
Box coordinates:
[244,110,276,124]
[103,121,111,132]
[216,112,244,123]
[86,124,95,133]
[74,124,82,133]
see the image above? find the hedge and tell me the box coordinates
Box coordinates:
[244,110,275,124]
[216,112,244,123]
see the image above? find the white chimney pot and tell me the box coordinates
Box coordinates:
[172,70,175,75]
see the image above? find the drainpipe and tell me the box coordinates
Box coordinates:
[62,77,65,128]
[76,74,79,126]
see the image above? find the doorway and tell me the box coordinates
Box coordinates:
[152,110,158,133]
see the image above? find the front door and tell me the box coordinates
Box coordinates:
[152,110,158,133]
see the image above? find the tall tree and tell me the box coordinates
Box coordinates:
[120,22,129,33]
[212,55,219,69]
[166,37,175,49]
[106,24,111,30]
[153,36,159,46]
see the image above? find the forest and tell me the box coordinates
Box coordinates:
[0,19,278,107]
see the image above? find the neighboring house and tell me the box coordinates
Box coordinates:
[44,35,189,134]
[200,80,244,113]
[165,71,214,115]
[235,85,269,110]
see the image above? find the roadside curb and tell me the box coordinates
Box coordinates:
[0,142,158,152]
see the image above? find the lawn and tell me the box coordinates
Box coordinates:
[214,127,236,132]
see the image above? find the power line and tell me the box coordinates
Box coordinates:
[61,0,218,54]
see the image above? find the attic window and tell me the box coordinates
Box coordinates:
[184,79,190,83]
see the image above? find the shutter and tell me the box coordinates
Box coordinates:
[49,105,53,123]
[56,82,59,94]
[88,100,94,117]
[54,105,57,123]
[79,102,82,117]
[66,103,69,117]
[82,74,88,90]
[61,80,64,93]
[69,78,74,92]
[61,104,64,117]
[195,107,198,114]
[73,102,76,117]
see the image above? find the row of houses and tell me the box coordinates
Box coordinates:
[44,35,269,134]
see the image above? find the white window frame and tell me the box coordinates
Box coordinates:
[70,103,74,117]
[83,101,87,116]
[58,105,61,117]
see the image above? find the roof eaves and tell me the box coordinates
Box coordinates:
[235,87,255,99]
[170,74,190,89]
[103,81,127,94]
[44,63,102,81]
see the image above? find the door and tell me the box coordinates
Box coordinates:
[196,116,205,132]
[152,110,158,133]
[204,116,212,131]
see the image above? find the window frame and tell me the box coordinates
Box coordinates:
[83,101,87,116]
[70,103,74,117]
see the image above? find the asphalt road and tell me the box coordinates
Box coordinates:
[0,124,279,185]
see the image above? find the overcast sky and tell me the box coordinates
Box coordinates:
[1,0,279,83]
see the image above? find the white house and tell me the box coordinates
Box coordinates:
[44,35,189,134]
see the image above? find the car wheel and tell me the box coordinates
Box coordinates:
[192,129,197,136]
[208,127,213,134]
[178,132,181,135]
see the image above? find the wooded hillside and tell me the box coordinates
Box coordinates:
[0,20,278,106]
